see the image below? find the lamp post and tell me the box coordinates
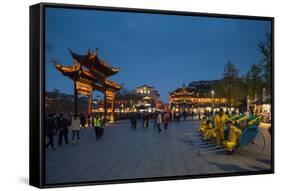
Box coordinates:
[211,90,215,108]
[254,93,258,114]
[197,92,200,120]
[262,88,266,103]
[247,95,250,113]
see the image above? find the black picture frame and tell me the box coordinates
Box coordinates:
[30,2,274,188]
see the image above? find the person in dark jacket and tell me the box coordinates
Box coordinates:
[57,113,69,146]
[45,113,56,150]
[100,114,105,137]
[130,113,137,129]
[163,112,169,130]
[80,113,86,128]
[53,113,60,136]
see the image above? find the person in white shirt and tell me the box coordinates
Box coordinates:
[71,115,81,144]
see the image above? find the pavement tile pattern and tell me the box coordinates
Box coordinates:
[45,119,271,184]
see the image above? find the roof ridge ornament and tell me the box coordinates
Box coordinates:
[88,48,98,59]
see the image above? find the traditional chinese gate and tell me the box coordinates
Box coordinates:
[54,48,121,123]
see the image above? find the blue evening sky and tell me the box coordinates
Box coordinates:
[45,7,271,103]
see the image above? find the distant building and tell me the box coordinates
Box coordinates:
[113,84,163,113]
[169,81,227,112]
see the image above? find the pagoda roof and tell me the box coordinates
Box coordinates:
[54,61,121,92]
[135,84,154,89]
[104,79,122,91]
[54,61,98,85]
[170,86,196,96]
[69,48,119,77]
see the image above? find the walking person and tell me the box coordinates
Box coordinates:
[144,113,149,128]
[93,114,102,140]
[210,110,214,118]
[80,113,86,128]
[133,114,137,129]
[100,114,105,137]
[130,114,134,129]
[45,113,56,150]
[183,110,187,121]
[153,112,157,128]
[71,115,81,144]
[163,112,169,130]
[130,113,137,129]
[175,112,180,122]
[156,112,162,133]
[87,114,91,128]
[53,113,59,136]
[57,114,69,146]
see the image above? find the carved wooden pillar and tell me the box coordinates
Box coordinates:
[110,92,115,123]
[104,91,107,122]
[88,90,92,117]
[74,81,78,116]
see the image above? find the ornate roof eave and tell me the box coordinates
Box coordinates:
[135,84,154,89]
[104,79,122,91]
[68,48,120,77]
[53,60,79,73]
[170,87,195,95]
[172,101,194,106]
[54,61,98,82]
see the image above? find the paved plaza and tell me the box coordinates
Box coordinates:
[45,119,272,184]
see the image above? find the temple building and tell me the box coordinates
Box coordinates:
[112,85,164,113]
[54,48,122,122]
[169,81,227,112]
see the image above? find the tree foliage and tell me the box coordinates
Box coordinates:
[212,33,272,108]
[258,33,272,94]
[213,61,245,107]
[244,64,263,101]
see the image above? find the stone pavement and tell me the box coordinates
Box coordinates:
[45,119,272,184]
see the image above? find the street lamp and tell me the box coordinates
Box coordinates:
[262,88,266,103]
[197,92,200,120]
[211,90,215,108]
[247,95,250,113]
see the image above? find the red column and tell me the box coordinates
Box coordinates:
[104,91,107,122]
[73,81,78,116]
[88,90,92,116]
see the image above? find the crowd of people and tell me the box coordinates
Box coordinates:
[129,111,170,133]
[44,107,264,154]
[44,112,105,150]
[198,108,261,154]
[126,109,217,133]
[118,109,208,125]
